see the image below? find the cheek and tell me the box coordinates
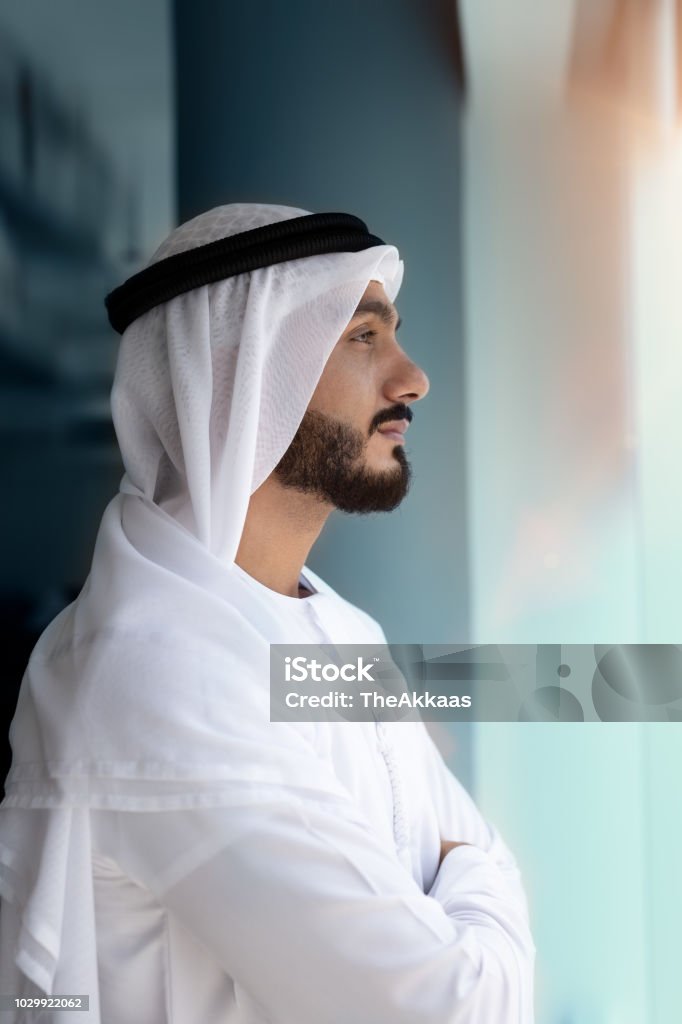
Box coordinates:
[309,354,375,417]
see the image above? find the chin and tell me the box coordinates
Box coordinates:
[370,444,404,464]
[366,459,408,488]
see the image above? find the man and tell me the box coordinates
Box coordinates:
[0,204,535,1023]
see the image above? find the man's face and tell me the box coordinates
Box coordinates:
[274,280,430,513]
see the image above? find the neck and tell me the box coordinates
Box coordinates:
[235,476,332,598]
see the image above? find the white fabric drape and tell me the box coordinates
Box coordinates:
[0,204,535,1022]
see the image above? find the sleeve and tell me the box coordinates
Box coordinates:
[418,724,536,1020]
[92,783,535,1024]
[419,724,532,918]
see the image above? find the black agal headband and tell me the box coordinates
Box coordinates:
[105,211,386,335]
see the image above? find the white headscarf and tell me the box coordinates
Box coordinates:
[0,203,404,1007]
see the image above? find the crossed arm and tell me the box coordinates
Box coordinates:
[93,726,535,1023]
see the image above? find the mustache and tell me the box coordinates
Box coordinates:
[369,403,414,436]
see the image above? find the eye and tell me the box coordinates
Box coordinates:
[350,329,377,345]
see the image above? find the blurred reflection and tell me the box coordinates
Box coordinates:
[461,3,682,1021]
[570,0,682,136]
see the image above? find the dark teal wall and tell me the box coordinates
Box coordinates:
[173,0,469,644]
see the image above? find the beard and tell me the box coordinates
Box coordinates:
[274,409,411,513]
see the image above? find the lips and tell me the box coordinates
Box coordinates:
[376,419,409,443]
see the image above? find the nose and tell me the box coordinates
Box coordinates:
[384,348,430,405]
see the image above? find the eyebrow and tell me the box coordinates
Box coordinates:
[351,299,402,330]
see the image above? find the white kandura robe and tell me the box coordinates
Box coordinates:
[2,561,534,1024]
